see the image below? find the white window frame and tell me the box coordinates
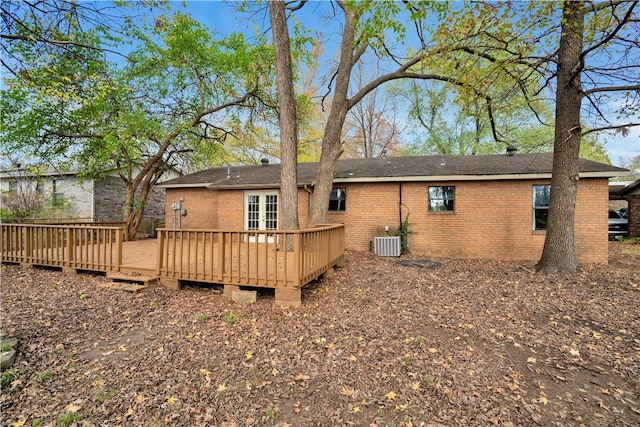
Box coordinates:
[532,184,550,231]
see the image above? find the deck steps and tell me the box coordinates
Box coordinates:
[97,281,149,292]
[107,272,157,285]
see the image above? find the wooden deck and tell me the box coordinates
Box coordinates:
[1,223,345,306]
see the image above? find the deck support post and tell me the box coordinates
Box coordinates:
[275,287,301,308]
[223,284,241,299]
[161,277,181,290]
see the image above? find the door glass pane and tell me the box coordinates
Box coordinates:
[247,195,259,230]
[265,194,278,230]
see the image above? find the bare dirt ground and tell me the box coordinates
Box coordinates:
[1,243,639,427]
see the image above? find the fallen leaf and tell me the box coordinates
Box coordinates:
[527,357,537,364]
[271,368,279,376]
[64,403,82,413]
[166,396,178,405]
[535,396,548,405]
[294,374,310,381]
[11,418,26,427]
[124,408,134,417]
[600,388,610,395]
[411,382,420,390]
[385,391,397,401]
[217,383,227,392]
[569,348,580,356]
[341,386,356,396]
[245,351,253,360]
[427,348,438,353]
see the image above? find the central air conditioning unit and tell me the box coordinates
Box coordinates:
[374,236,402,257]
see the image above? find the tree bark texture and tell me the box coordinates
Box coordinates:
[269,0,299,231]
[306,5,357,228]
[536,1,585,273]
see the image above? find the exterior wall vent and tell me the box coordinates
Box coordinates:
[374,236,402,257]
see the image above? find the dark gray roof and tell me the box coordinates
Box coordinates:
[159,153,629,189]
[618,178,640,196]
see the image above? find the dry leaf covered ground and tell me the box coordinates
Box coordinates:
[1,243,639,427]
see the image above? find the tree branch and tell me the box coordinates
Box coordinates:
[581,122,640,137]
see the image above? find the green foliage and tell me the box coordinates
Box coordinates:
[57,410,83,426]
[39,371,53,383]
[1,368,19,389]
[1,343,12,352]
[223,310,241,324]
[1,5,278,235]
[197,314,211,322]
[394,212,412,254]
[264,406,280,420]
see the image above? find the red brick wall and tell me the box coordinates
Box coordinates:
[166,178,610,264]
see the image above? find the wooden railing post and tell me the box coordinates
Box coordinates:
[114,228,123,271]
[25,226,33,264]
[66,227,75,267]
[156,229,165,276]
[293,231,301,287]
[217,231,225,281]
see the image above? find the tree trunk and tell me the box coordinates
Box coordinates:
[307,5,357,228]
[122,184,143,241]
[269,0,299,231]
[535,1,585,274]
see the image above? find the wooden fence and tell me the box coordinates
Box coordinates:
[0,223,123,272]
[157,223,345,288]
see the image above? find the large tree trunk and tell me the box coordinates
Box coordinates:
[307,4,357,228]
[269,0,299,231]
[122,184,144,241]
[535,1,585,273]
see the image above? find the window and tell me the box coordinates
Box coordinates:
[52,179,64,204]
[329,187,346,211]
[532,185,550,230]
[428,186,455,211]
[8,180,17,192]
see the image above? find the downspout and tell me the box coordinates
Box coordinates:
[399,183,403,231]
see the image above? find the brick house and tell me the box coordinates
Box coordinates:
[158,153,628,264]
[619,178,640,238]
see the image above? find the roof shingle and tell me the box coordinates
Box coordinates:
[159,153,629,189]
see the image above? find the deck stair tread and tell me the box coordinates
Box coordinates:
[106,272,158,286]
[97,281,149,292]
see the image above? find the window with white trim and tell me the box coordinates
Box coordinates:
[532,185,550,230]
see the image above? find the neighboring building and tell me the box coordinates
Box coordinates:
[158,153,629,264]
[618,178,640,238]
[0,167,179,224]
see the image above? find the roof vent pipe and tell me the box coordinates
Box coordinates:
[506,145,518,156]
[261,158,269,166]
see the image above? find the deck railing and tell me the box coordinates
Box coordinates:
[157,223,345,288]
[0,223,123,272]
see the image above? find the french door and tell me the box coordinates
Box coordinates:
[244,191,278,241]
